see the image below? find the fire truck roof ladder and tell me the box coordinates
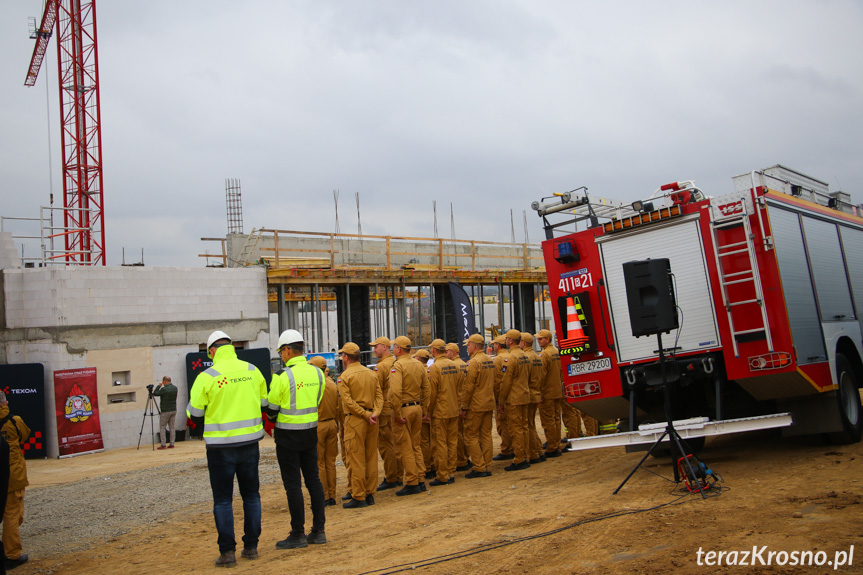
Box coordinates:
[533,189,640,239]
[709,192,774,357]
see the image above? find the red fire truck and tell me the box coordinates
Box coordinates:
[535,165,863,446]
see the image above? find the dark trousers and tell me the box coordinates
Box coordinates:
[206,443,262,553]
[276,443,326,534]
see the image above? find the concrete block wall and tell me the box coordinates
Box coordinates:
[100,408,151,451]
[0,233,20,270]
[4,339,213,456]
[3,266,268,330]
[1,266,273,456]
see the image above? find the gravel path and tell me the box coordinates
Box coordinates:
[23,446,283,559]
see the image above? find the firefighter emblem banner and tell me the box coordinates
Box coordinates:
[54,367,105,457]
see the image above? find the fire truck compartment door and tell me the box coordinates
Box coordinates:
[599,218,720,362]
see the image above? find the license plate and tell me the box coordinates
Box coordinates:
[568,358,612,376]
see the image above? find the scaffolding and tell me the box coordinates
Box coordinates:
[1,203,104,267]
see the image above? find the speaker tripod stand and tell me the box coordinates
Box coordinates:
[612,333,708,499]
[137,387,162,451]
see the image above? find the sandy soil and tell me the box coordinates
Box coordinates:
[18,429,863,574]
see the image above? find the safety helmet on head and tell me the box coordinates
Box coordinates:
[277,329,304,350]
[207,331,231,349]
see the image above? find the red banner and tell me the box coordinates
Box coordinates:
[54,367,105,457]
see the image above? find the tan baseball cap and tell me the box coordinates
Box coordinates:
[429,338,446,351]
[505,329,522,341]
[369,336,391,347]
[445,342,460,353]
[521,332,534,344]
[492,335,506,345]
[392,335,412,349]
[413,349,430,359]
[463,334,485,345]
[308,356,327,370]
[535,329,553,339]
[338,342,360,354]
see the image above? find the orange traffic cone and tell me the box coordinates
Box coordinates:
[565,297,588,344]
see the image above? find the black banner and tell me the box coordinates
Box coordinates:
[448,282,476,361]
[184,348,274,437]
[0,363,47,459]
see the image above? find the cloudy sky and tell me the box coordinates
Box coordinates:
[1,1,861,267]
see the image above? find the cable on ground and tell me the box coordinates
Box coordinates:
[357,490,708,575]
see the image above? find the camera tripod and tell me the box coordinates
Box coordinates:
[613,333,708,499]
[137,387,162,451]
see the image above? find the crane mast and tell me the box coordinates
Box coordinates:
[26,0,105,266]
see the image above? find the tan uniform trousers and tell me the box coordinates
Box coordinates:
[2,488,25,560]
[339,424,349,490]
[456,417,469,467]
[539,398,563,453]
[393,405,425,485]
[343,414,379,501]
[495,408,513,455]
[463,411,493,472]
[317,419,338,500]
[527,403,542,461]
[432,416,459,481]
[562,401,599,438]
[421,420,434,473]
[377,414,404,483]
[505,404,530,464]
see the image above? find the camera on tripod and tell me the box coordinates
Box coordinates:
[138,384,161,450]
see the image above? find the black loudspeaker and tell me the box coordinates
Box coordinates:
[622,258,678,337]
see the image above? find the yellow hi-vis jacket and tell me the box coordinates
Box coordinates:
[267,356,324,430]
[186,345,268,446]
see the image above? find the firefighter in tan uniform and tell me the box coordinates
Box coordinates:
[445,342,472,471]
[370,337,403,491]
[499,329,531,470]
[338,342,383,508]
[536,329,564,458]
[459,334,496,477]
[491,335,514,460]
[427,339,460,485]
[413,349,435,478]
[389,336,431,496]
[309,356,340,507]
[562,401,599,443]
[521,332,546,464]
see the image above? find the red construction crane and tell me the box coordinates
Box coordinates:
[26,0,105,266]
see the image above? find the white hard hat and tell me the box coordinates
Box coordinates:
[277,329,303,349]
[207,331,231,349]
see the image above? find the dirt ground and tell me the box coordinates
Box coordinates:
[19,428,863,574]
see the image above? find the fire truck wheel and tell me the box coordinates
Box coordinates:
[827,353,863,445]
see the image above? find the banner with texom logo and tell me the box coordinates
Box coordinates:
[0,363,47,459]
[53,367,105,458]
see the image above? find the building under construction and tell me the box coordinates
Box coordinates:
[201,226,551,359]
